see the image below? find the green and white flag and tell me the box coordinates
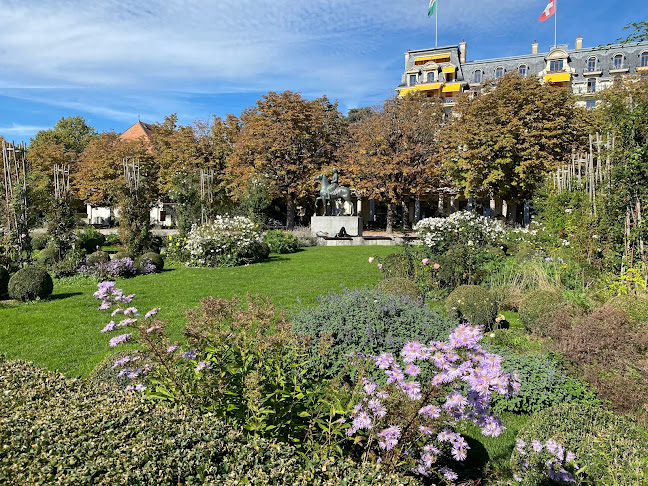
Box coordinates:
[428,0,437,17]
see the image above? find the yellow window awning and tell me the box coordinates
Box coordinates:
[398,83,443,96]
[414,53,451,63]
[544,72,570,83]
[442,66,456,73]
[442,83,462,93]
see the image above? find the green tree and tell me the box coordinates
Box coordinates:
[615,20,648,44]
[344,94,445,232]
[228,91,343,229]
[30,116,96,166]
[441,73,586,206]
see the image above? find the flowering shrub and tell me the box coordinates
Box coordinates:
[414,211,505,253]
[164,232,189,262]
[347,324,520,482]
[512,438,578,484]
[184,216,266,267]
[80,257,156,280]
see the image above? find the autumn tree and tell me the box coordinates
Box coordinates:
[441,73,586,209]
[344,94,445,232]
[29,116,96,173]
[227,91,343,229]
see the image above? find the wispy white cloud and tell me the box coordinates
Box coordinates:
[0,123,51,137]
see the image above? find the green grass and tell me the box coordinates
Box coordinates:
[0,246,396,377]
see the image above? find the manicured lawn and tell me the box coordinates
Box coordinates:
[0,246,396,377]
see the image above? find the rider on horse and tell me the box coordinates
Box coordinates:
[327,168,340,198]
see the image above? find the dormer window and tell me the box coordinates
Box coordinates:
[409,74,417,86]
[613,54,623,69]
[495,67,504,79]
[587,57,597,72]
[518,64,528,77]
[474,70,483,83]
[426,71,435,83]
[549,59,563,73]
[587,78,596,94]
[641,51,648,67]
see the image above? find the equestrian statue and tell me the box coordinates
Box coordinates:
[314,168,360,216]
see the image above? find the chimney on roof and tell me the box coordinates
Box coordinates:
[459,39,467,63]
[575,35,583,50]
[532,40,539,55]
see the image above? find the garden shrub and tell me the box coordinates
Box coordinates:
[446,285,498,329]
[35,244,59,266]
[87,349,139,390]
[378,252,411,278]
[291,287,456,379]
[512,403,648,485]
[374,277,422,301]
[30,234,48,251]
[76,225,106,253]
[86,250,110,266]
[185,215,265,267]
[1,358,415,486]
[112,250,133,260]
[0,266,9,297]
[8,267,53,301]
[605,293,648,324]
[484,346,600,414]
[263,229,300,254]
[49,248,86,278]
[105,233,121,246]
[518,289,565,336]
[288,226,317,247]
[79,257,153,280]
[164,232,189,261]
[548,305,648,415]
[136,251,164,272]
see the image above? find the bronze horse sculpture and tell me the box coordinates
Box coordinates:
[314,174,360,216]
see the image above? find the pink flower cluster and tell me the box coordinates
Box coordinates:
[347,324,520,482]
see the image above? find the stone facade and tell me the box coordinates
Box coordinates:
[397,37,648,109]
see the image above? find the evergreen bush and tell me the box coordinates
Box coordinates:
[263,230,300,254]
[136,252,164,272]
[445,285,498,329]
[86,250,110,266]
[374,277,422,301]
[112,251,133,260]
[8,267,53,301]
[30,234,48,251]
[76,226,106,253]
[35,244,59,266]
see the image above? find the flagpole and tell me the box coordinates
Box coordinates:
[554,0,557,48]
[435,1,438,47]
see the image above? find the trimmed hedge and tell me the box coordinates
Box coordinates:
[446,285,498,330]
[86,250,111,265]
[7,267,53,301]
[136,251,164,272]
[0,358,415,486]
[512,403,648,485]
[374,277,423,301]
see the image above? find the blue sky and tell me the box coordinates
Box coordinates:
[0,0,645,143]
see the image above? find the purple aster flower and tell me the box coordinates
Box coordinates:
[400,381,422,400]
[418,425,434,436]
[363,379,377,395]
[112,355,131,368]
[352,411,373,430]
[101,321,116,333]
[374,352,394,369]
[377,425,401,451]
[123,307,138,316]
[167,345,178,353]
[565,451,576,463]
[440,467,458,482]
[376,390,389,399]
[146,325,161,333]
[111,308,123,316]
[451,446,468,461]
[98,301,111,310]
[109,333,131,347]
[532,440,543,452]
[134,383,147,392]
[195,361,212,371]
[124,385,134,392]
[401,341,425,362]
[516,439,527,454]
[144,307,160,319]
[182,349,196,359]
[404,363,421,376]
[418,405,441,418]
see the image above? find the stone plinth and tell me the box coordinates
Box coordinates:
[311,216,363,237]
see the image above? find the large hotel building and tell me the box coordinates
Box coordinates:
[396,37,648,109]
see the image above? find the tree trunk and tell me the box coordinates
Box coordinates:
[286,195,295,230]
[402,201,411,231]
[386,203,395,234]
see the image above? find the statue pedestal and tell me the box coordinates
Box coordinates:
[311,216,363,237]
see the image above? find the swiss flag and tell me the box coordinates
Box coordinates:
[538,0,555,22]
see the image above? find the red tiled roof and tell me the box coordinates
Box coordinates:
[120,121,154,143]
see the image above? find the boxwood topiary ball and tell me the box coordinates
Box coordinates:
[446,284,498,330]
[374,277,423,302]
[0,267,9,297]
[136,252,164,272]
[8,267,54,302]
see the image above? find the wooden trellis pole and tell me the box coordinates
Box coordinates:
[200,168,214,224]
[53,164,70,200]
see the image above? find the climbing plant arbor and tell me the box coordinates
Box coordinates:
[1,141,31,265]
